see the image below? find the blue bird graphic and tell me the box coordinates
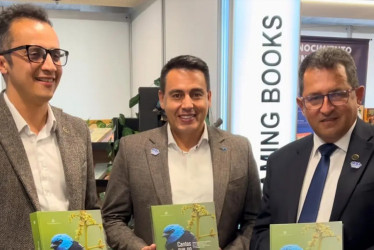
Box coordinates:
[280,244,303,250]
[50,234,84,250]
[163,224,198,250]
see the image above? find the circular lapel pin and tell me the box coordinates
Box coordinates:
[351,154,359,161]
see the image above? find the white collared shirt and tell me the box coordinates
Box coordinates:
[167,123,214,204]
[4,93,69,211]
[297,120,356,222]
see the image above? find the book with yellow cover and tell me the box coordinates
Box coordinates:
[270,221,343,250]
[30,210,107,250]
[88,119,114,142]
[151,202,219,250]
[90,127,113,142]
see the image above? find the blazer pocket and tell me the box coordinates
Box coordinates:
[226,175,247,207]
[228,175,247,190]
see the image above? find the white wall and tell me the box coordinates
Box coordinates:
[164,0,219,122]
[131,0,220,122]
[301,24,374,108]
[131,0,163,116]
[49,11,131,120]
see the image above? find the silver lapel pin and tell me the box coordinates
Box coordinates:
[151,148,160,156]
[350,161,362,169]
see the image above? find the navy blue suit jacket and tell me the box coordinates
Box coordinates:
[251,119,374,250]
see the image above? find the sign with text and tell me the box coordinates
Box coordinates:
[231,0,300,179]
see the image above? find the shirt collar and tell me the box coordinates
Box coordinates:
[312,119,357,155]
[4,92,57,134]
[167,122,209,151]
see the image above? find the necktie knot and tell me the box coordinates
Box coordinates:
[318,143,337,157]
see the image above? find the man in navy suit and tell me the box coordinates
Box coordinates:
[251,47,374,250]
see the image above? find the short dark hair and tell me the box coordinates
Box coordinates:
[298,47,358,96]
[160,55,210,92]
[0,4,52,52]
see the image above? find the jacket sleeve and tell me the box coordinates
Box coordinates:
[101,138,148,250]
[84,124,101,210]
[250,156,273,250]
[225,138,262,250]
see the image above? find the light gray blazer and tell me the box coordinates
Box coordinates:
[102,125,261,250]
[0,93,99,249]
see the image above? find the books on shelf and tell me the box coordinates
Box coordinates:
[30,210,107,250]
[88,119,114,143]
[90,127,113,142]
[270,221,343,250]
[151,202,219,250]
[95,163,108,180]
[363,107,374,124]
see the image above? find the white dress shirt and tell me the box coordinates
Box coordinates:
[167,123,214,204]
[4,93,69,211]
[297,120,356,222]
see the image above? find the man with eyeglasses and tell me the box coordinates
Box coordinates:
[0,4,99,249]
[251,47,374,250]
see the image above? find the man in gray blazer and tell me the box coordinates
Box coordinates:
[102,55,261,250]
[0,4,99,249]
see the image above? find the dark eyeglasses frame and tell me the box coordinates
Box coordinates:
[0,45,69,66]
[300,88,356,110]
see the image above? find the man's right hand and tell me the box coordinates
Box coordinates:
[141,243,156,250]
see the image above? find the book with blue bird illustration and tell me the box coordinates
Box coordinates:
[30,210,107,250]
[270,221,343,250]
[151,202,219,250]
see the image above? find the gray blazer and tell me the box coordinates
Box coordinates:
[0,93,99,249]
[102,125,261,250]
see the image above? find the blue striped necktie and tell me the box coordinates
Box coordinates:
[298,143,337,223]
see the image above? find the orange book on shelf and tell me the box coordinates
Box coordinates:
[363,108,374,124]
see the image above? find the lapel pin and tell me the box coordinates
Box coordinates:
[63,127,69,133]
[220,147,227,151]
[151,148,160,156]
[350,161,362,169]
[351,154,359,161]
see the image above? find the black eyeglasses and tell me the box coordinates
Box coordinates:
[300,89,356,110]
[0,45,69,66]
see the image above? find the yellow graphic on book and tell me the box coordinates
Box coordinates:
[181,203,217,241]
[301,223,341,250]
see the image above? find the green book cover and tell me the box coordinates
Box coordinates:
[151,202,219,250]
[270,221,343,250]
[30,210,107,250]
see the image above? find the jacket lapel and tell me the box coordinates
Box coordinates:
[331,119,374,220]
[53,108,83,210]
[146,126,173,204]
[0,93,40,210]
[208,127,230,223]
